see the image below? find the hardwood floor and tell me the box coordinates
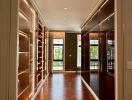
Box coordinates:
[81,71,115,100]
[36,73,95,100]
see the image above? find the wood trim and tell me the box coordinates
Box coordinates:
[31,74,49,100]
[80,76,99,100]
[29,0,47,27]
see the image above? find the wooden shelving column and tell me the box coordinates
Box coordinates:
[17,0,36,99]
[35,24,50,88]
[44,28,49,76]
[36,23,44,86]
[18,30,30,100]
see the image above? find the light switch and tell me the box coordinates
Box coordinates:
[127,61,132,70]
[69,54,72,57]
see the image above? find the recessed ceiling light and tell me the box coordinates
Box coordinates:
[64,7,68,10]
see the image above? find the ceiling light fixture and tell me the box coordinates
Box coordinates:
[64,7,68,10]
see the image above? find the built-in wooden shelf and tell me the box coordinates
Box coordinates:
[19,30,29,37]
[17,0,36,99]
[38,46,42,48]
[19,9,30,22]
[18,86,29,98]
[18,69,29,76]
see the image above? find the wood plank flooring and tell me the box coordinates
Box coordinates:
[81,71,115,100]
[36,73,95,100]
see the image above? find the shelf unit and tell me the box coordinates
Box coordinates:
[36,23,44,86]
[18,30,30,100]
[17,0,36,99]
[36,23,49,87]
[44,28,49,76]
[17,0,49,99]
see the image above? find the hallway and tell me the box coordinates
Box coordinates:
[36,73,95,100]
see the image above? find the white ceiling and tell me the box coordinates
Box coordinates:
[35,0,101,32]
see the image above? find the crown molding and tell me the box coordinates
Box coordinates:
[29,0,48,27]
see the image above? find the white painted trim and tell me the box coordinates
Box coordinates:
[65,71,77,73]
[52,70,81,73]
[52,70,64,73]
[65,71,81,73]
[80,76,100,100]
[29,0,48,27]
[31,74,49,100]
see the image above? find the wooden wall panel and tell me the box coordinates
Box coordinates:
[84,33,90,71]
[81,0,115,100]
[65,33,77,71]
[99,33,107,73]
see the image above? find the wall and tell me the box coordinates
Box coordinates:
[50,32,65,39]
[48,32,53,73]
[0,0,18,99]
[65,33,77,71]
[99,33,107,73]
[115,0,124,100]
[123,0,132,99]
[49,32,78,71]
[112,0,132,100]
[0,0,11,99]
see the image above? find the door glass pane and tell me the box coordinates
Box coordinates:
[53,39,63,44]
[107,39,115,73]
[53,46,63,60]
[53,39,64,70]
[90,40,99,70]
[90,46,99,60]
[77,35,81,67]
[53,61,63,66]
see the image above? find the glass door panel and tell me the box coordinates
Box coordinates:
[53,39,64,70]
[90,40,99,70]
[53,46,63,60]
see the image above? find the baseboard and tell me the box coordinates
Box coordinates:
[31,74,49,100]
[65,71,81,73]
[80,76,99,100]
[52,70,81,73]
[52,70,64,73]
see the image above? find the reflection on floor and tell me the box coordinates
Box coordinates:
[36,73,95,100]
[90,72,99,96]
[52,66,63,70]
[82,71,115,100]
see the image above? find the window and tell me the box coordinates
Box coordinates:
[107,39,114,73]
[53,39,63,44]
[90,46,99,60]
[90,40,99,70]
[77,35,81,67]
[53,39,64,70]
[53,45,63,60]
[90,40,99,45]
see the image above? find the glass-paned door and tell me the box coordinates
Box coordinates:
[77,35,81,68]
[53,39,64,70]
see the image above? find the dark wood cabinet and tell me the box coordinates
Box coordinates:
[81,0,115,100]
